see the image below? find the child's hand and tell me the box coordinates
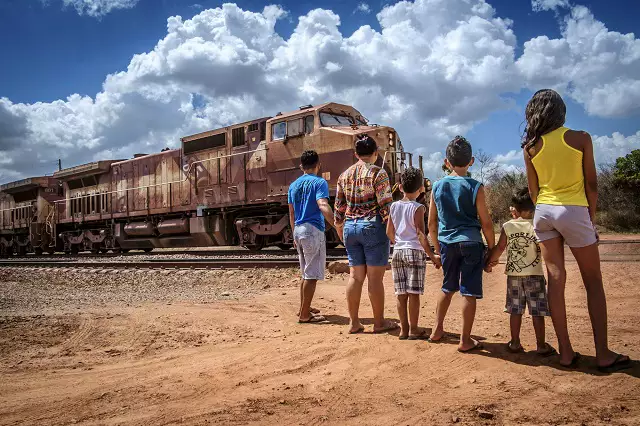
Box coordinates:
[431,254,442,269]
[484,264,493,273]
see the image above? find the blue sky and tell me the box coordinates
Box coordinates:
[0,0,639,180]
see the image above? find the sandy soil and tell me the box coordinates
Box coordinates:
[1,252,639,425]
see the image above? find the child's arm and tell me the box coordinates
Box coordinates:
[415,205,441,268]
[427,193,441,256]
[476,186,495,271]
[486,228,507,272]
[386,213,396,245]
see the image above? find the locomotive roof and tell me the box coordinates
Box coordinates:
[267,102,362,122]
[0,176,57,194]
[53,160,123,180]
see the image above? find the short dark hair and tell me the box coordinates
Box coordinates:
[300,150,319,169]
[400,167,423,194]
[511,187,534,212]
[446,136,473,167]
[355,134,377,156]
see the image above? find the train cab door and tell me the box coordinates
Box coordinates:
[266,117,305,199]
[228,124,250,204]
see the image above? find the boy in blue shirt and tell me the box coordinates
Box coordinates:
[428,136,495,352]
[288,150,335,323]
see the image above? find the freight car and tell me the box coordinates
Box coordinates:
[0,102,426,255]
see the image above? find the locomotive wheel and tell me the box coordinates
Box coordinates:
[121,249,130,253]
[70,246,79,255]
[34,247,44,256]
[277,244,293,250]
[46,247,55,255]
[99,248,109,254]
[142,248,153,253]
[326,242,340,249]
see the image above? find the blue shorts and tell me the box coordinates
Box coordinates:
[440,241,485,299]
[343,217,390,267]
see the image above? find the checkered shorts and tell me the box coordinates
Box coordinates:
[392,249,427,295]
[505,275,550,316]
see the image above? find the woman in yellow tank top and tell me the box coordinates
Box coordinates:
[523,89,630,372]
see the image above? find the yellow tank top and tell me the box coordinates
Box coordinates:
[503,218,543,276]
[531,127,588,206]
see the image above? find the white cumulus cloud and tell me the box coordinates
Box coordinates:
[518,5,640,118]
[531,0,571,12]
[1,1,639,183]
[355,3,371,14]
[47,0,140,17]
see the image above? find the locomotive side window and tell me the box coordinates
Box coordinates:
[304,115,314,134]
[286,119,302,137]
[272,122,286,141]
[184,133,226,154]
[232,127,246,147]
[248,123,259,132]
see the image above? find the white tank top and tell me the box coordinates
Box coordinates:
[390,200,424,252]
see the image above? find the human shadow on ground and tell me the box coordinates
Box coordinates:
[321,314,401,334]
[471,341,639,378]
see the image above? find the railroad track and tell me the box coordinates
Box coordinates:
[0,256,349,270]
[11,248,348,259]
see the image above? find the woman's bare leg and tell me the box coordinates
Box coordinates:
[367,265,393,331]
[540,237,574,365]
[346,265,367,333]
[570,243,628,367]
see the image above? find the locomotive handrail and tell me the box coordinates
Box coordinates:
[50,147,269,206]
[0,147,269,213]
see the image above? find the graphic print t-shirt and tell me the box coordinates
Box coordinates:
[503,218,544,276]
[288,174,330,232]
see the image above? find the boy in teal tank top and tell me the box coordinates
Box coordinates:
[428,136,495,352]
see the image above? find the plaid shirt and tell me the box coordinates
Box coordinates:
[334,160,393,224]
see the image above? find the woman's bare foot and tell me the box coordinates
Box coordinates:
[296,307,320,316]
[348,323,365,334]
[429,327,445,342]
[458,338,483,353]
[373,320,399,334]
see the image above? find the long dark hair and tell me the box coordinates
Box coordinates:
[522,89,566,149]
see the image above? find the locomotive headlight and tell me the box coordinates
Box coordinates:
[389,132,395,147]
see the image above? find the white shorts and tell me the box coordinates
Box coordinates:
[294,223,326,280]
[534,204,597,248]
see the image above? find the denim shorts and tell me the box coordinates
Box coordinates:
[343,216,390,267]
[294,223,326,280]
[440,241,485,299]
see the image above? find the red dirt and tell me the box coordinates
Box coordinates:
[1,260,639,425]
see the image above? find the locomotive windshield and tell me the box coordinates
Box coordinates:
[320,112,366,127]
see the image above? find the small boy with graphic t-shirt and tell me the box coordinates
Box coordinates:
[486,188,556,355]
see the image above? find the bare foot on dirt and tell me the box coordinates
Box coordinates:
[348,322,365,334]
[458,338,483,353]
[373,320,399,334]
[429,327,445,342]
[296,307,320,316]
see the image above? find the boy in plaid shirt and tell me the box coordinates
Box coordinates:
[386,167,441,340]
[486,188,556,355]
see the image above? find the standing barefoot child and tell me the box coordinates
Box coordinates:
[387,167,441,340]
[428,136,495,352]
[486,187,556,356]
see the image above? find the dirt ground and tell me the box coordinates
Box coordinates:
[1,247,639,425]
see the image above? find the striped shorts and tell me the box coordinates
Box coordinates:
[391,248,427,295]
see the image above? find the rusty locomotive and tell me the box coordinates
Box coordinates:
[0,102,427,255]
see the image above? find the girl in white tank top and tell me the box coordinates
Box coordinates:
[390,200,424,252]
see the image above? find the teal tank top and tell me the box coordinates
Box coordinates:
[432,176,483,244]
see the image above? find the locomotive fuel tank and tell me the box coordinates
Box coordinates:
[157,218,190,236]
[124,222,155,237]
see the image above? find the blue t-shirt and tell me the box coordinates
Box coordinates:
[432,176,483,244]
[287,174,330,232]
